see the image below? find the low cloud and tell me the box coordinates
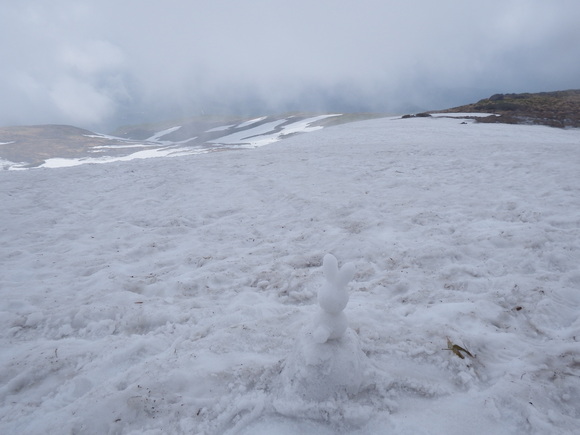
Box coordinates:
[1,0,579,130]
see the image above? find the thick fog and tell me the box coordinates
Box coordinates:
[1,0,579,130]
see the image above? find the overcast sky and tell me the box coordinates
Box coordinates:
[2,0,580,131]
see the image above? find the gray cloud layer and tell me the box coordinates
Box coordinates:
[2,0,580,130]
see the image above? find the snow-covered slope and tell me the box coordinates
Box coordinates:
[1,117,579,434]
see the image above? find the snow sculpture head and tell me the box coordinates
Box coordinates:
[312,253,355,343]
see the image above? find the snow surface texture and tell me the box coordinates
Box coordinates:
[1,117,580,434]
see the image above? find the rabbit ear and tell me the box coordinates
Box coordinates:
[323,254,339,282]
[338,262,355,286]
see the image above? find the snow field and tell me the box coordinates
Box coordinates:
[1,117,579,434]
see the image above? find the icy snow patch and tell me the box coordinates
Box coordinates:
[236,116,267,128]
[146,126,182,142]
[209,119,287,146]
[39,146,204,168]
[430,112,498,118]
[210,114,342,147]
[206,124,236,133]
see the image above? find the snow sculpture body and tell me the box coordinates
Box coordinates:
[282,253,367,401]
[312,253,355,343]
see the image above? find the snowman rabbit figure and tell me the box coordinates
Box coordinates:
[312,253,355,344]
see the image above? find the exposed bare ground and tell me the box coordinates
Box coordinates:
[0,125,146,167]
[435,89,580,128]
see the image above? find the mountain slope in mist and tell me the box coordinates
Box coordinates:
[0,113,386,169]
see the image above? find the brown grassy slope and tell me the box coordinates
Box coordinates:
[0,125,146,167]
[437,89,580,128]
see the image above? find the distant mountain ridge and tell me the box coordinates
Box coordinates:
[3,90,578,170]
[0,113,385,169]
[437,89,580,128]
[0,124,145,168]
